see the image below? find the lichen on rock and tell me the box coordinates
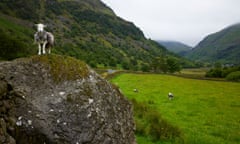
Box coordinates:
[0,55,135,144]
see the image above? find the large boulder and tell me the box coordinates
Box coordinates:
[0,55,135,144]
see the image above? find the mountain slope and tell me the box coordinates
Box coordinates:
[157,40,192,55]
[0,0,171,69]
[0,0,181,70]
[185,23,240,64]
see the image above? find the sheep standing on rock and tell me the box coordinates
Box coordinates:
[34,23,54,55]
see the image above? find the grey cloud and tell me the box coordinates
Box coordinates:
[102,0,240,46]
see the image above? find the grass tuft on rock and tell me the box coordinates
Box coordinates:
[31,54,89,83]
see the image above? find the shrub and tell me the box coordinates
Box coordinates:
[226,71,240,81]
[222,66,240,77]
[205,68,223,78]
[147,110,182,141]
[206,66,240,79]
[131,99,183,142]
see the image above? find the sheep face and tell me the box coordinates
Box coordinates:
[35,23,46,32]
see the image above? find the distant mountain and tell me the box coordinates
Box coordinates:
[0,0,193,71]
[185,23,240,64]
[157,41,192,56]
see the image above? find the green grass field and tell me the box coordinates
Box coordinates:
[111,73,240,144]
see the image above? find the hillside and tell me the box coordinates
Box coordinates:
[157,40,192,56]
[185,23,240,64]
[0,0,191,71]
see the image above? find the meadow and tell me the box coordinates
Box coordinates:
[111,73,240,144]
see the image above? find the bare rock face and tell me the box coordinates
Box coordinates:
[0,55,135,144]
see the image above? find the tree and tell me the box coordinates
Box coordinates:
[205,62,223,78]
[150,56,181,73]
[158,57,168,73]
[141,63,150,72]
[151,57,168,73]
[226,71,240,81]
[122,62,129,70]
[121,59,130,70]
[151,57,160,72]
[166,57,181,73]
[109,59,117,67]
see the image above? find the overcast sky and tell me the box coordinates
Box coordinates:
[101,0,240,47]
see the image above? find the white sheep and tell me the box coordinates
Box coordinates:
[168,92,174,100]
[34,23,54,55]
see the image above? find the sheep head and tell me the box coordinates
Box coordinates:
[35,23,46,32]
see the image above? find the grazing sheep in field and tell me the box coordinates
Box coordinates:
[34,23,54,55]
[133,89,138,93]
[168,92,174,100]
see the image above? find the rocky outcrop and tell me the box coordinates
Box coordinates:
[0,55,135,144]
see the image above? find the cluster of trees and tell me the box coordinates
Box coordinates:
[206,63,240,81]
[150,56,181,73]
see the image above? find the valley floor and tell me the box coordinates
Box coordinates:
[111,73,240,144]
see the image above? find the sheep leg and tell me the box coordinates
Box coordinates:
[48,48,51,54]
[42,41,47,54]
[38,44,41,55]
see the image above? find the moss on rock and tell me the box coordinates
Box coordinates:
[31,54,89,83]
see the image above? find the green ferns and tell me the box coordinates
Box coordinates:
[31,54,89,83]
